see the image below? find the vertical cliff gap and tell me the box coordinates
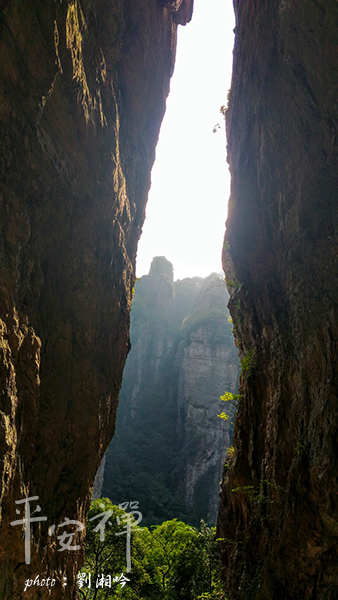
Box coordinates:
[219,0,338,599]
[0,1,193,597]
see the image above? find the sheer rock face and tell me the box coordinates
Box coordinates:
[0,2,192,597]
[176,279,239,523]
[218,1,338,599]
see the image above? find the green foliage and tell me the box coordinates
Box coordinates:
[224,278,239,290]
[227,446,235,458]
[295,442,305,457]
[232,299,241,312]
[82,507,227,600]
[218,392,240,426]
[180,308,232,347]
[220,391,242,403]
[241,350,255,371]
[217,412,230,422]
[80,499,140,599]
[148,519,198,595]
[240,349,255,380]
[131,278,140,298]
[231,485,257,502]
[103,416,190,527]
[224,446,235,468]
[231,480,283,505]
[103,269,239,528]
[216,537,239,546]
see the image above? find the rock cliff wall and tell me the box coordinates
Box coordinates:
[218,1,338,599]
[176,274,239,524]
[103,258,239,526]
[0,2,193,597]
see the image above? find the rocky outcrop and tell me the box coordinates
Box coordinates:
[102,258,239,526]
[0,2,192,598]
[218,1,338,599]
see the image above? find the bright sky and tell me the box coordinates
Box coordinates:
[136,0,235,281]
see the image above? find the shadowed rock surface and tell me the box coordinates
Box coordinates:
[0,1,193,597]
[102,258,239,526]
[218,1,338,598]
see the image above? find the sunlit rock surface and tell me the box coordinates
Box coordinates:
[218,1,338,598]
[0,2,192,597]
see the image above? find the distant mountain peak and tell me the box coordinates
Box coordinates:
[149,256,174,283]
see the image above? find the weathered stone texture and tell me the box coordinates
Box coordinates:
[218,1,338,599]
[0,1,192,597]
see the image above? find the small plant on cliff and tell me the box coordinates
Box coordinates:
[220,90,230,120]
[217,537,241,546]
[211,91,230,134]
[227,446,235,458]
[131,277,140,298]
[220,104,227,118]
[218,391,240,423]
[240,349,255,380]
[224,446,235,468]
[231,485,257,502]
[224,278,240,290]
[217,412,230,422]
[220,391,242,403]
[233,299,241,311]
[295,442,305,457]
[231,480,283,505]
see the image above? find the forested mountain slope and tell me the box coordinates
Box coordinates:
[102,257,239,526]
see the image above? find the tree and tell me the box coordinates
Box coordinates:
[80,499,128,599]
[81,502,227,599]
